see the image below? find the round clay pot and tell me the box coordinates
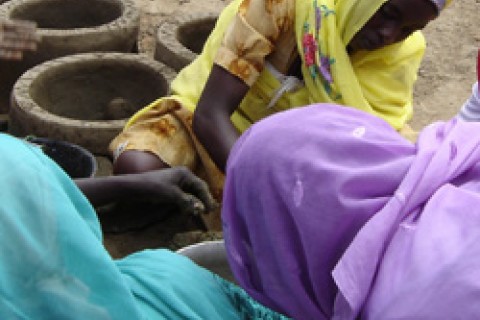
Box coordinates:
[154,13,218,72]
[10,52,176,155]
[25,136,97,178]
[177,240,235,283]
[0,0,140,112]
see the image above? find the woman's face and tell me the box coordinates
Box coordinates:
[348,0,438,52]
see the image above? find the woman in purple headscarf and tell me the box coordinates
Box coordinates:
[222,102,480,319]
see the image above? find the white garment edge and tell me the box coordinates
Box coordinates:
[265,62,304,109]
[457,82,480,122]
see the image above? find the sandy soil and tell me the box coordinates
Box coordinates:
[104,0,479,258]
[410,0,479,128]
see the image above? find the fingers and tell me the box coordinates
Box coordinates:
[171,191,208,231]
[132,167,218,216]
[180,193,206,216]
[161,184,207,216]
[174,167,218,213]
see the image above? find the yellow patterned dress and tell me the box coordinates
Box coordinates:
[110,0,426,228]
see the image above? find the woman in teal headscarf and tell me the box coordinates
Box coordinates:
[0,19,287,320]
[0,133,288,319]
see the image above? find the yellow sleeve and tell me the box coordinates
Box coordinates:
[214,0,294,86]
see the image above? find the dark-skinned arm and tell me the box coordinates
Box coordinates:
[193,64,249,172]
[75,167,216,215]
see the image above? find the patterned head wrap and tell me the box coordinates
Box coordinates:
[294,0,427,130]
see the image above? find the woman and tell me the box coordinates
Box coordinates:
[110,0,450,183]
[222,101,480,319]
[0,31,288,318]
[0,133,290,319]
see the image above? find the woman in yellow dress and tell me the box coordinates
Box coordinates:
[110,0,451,227]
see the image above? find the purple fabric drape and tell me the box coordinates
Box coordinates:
[222,104,480,319]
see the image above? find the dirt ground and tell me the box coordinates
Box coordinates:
[104,0,479,258]
[410,0,479,129]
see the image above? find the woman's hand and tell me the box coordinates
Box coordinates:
[0,19,39,60]
[125,167,218,215]
[75,167,217,216]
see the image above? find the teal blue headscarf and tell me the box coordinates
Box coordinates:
[0,133,287,319]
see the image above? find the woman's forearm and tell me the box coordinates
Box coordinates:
[194,110,240,171]
[75,168,217,214]
[75,175,131,207]
[194,65,249,172]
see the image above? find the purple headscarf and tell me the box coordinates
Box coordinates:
[222,104,480,319]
